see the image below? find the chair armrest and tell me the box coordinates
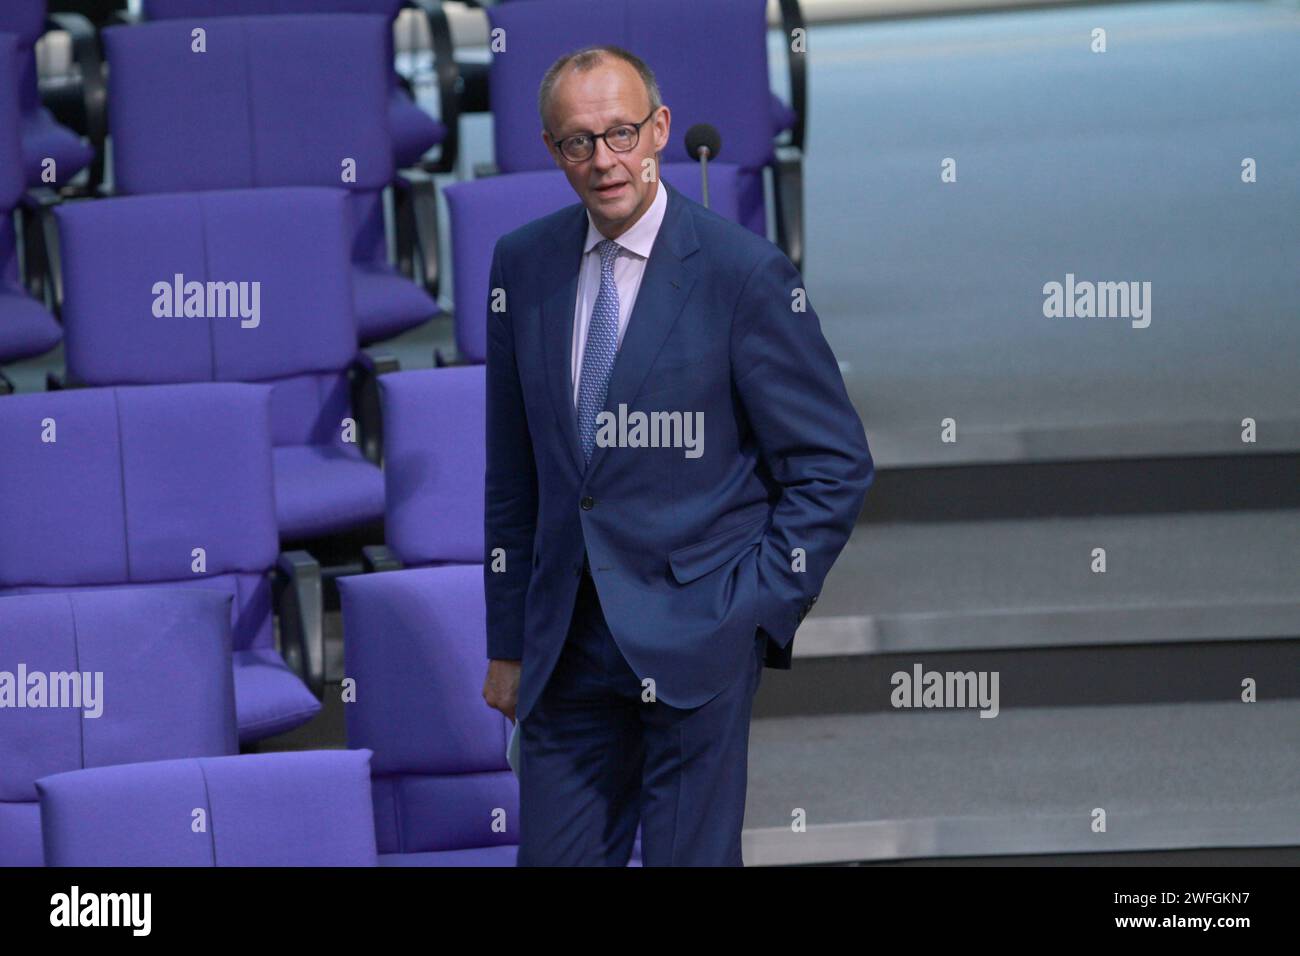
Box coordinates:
[273,550,324,699]
[349,351,400,466]
[776,0,807,152]
[404,0,461,175]
[46,12,107,193]
[22,186,64,316]
[393,167,441,299]
[362,545,404,573]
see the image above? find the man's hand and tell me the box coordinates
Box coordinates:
[483,659,522,722]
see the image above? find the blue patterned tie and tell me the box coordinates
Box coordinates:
[576,238,621,466]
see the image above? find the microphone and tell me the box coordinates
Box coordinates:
[685,124,722,209]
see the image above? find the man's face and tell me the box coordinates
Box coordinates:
[542,59,670,239]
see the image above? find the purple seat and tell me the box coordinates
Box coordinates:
[37,749,378,866]
[141,0,447,170]
[338,564,519,865]
[443,163,740,363]
[0,2,95,189]
[55,187,385,540]
[380,366,485,566]
[103,14,438,345]
[0,588,238,866]
[0,382,323,744]
[0,33,61,380]
[487,0,776,240]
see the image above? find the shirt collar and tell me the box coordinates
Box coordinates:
[583,176,667,259]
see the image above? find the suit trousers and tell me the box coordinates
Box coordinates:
[518,568,765,866]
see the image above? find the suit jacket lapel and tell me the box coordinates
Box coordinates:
[541,205,588,475]
[542,180,701,482]
[585,180,700,482]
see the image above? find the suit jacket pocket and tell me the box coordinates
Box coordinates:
[668,513,769,584]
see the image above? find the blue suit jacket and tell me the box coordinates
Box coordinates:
[486,179,873,723]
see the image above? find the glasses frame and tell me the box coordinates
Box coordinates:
[550,108,659,163]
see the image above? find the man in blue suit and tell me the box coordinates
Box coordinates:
[482,46,873,866]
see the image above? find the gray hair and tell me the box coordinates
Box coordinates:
[537,45,662,133]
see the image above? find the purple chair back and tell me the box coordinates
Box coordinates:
[140,0,443,170]
[104,15,393,264]
[0,589,239,866]
[379,367,484,566]
[0,383,279,653]
[443,163,740,362]
[0,33,27,310]
[37,749,378,866]
[338,565,519,862]
[0,2,53,121]
[0,35,24,211]
[56,188,358,449]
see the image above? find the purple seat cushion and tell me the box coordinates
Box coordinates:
[232,649,323,743]
[272,444,385,540]
[20,107,94,188]
[389,87,446,169]
[352,261,438,344]
[0,283,61,363]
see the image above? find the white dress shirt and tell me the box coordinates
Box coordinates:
[571,176,668,405]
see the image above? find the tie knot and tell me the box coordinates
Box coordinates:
[597,238,620,267]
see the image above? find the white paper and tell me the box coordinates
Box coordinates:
[506,718,521,776]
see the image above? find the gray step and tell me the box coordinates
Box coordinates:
[798,509,1300,656]
[741,699,1300,865]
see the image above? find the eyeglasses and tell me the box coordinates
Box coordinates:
[550,108,658,163]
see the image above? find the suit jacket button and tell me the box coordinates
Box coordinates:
[580,496,594,511]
